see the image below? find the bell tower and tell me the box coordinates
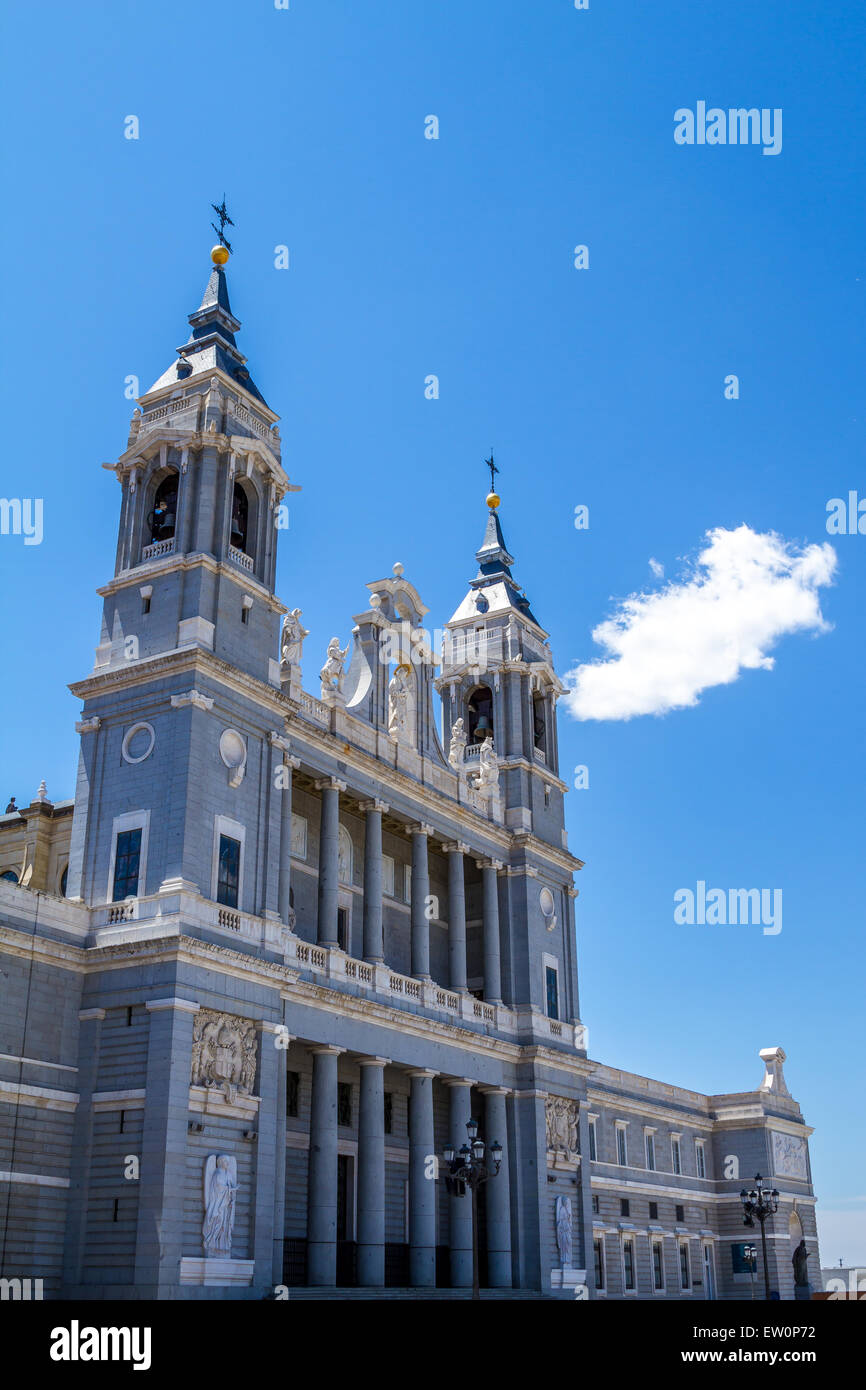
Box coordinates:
[437,471,568,849]
[65,232,300,918]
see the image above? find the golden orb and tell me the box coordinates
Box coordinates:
[486,491,501,509]
[211,244,230,265]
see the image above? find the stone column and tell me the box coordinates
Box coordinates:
[357,1056,390,1286]
[276,743,300,929]
[407,1068,438,1287]
[306,1044,344,1285]
[360,799,389,963]
[409,824,433,981]
[480,1086,513,1287]
[478,858,504,1005]
[133,997,199,1293]
[253,1021,284,1287]
[315,778,345,946]
[444,1078,474,1287]
[443,842,469,992]
[61,1008,105,1290]
[272,1024,292,1284]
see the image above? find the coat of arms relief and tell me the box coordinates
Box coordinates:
[546,1095,580,1163]
[190,1010,257,1103]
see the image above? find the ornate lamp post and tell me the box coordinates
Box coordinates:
[444,1116,502,1300]
[740,1173,779,1300]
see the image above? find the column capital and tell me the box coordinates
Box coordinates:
[443,840,470,855]
[357,1055,391,1069]
[145,997,199,1014]
[269,730,293,754]
[315,777,347,793]
[405,1068,439,1080]
[478,1085,512,1096]
[442,1076,476,1089]
[408,822,434,837]
[309,1044,346,1057]
[359,798,390,814]
[476,857,505,872]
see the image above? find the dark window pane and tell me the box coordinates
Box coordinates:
[545,966,559,1020]
[676,1204,685,1223]
[649,1201,658,1220]
[112,828,142,901]
[620,1198,630,1217]
[337,906,349,952]
[217,834,241,908]
[384,1091,393,1135]
[286,1070,300,1118]
[337,1081,352,1128]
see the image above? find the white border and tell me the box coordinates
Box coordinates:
[212,814,246,909]
[121,721,155,765]
[107,810,150,903]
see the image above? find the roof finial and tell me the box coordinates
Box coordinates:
[210,195,234,264]
[485,450,500,509]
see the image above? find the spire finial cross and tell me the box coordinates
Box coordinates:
[485,451,499,492]
[210,196,234,252]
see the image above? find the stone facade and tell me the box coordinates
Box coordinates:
[0,250,819,1299]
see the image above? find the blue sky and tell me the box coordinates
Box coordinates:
[1,2,863,1265]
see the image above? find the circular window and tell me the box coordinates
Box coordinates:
[539,887,555,918]
[219,729,247,770]
[121,722,155,764]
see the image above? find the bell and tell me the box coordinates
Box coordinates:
[474,715,491,740]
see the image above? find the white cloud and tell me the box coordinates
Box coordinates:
[564,526,836,722]
[649,557,665,579]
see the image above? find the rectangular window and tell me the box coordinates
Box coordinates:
[337,906,349,952]
[286,1070,300,1118]
[653,1240,665,1290]
[588,1118,597,1161]
[545,966,559,1020]
[672,1136,682,1174]
[594,1238,605,1291]
[591,1194,599,1214]
[112,828,142,901]
[217,834,241,908]
[680,1243,691,1290]
[620,1198,630,1218]
[623,1238,636,1291]
[337,1081,352,1128]
[649,1200,658,1221]
[616,1126,628,1167]
[384,1091,393,1135]
[382,854,395,897]
[676,1203,685,1223]
[695,1140,706,1179]
[645,1132,655,1170]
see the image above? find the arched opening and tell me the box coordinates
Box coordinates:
[59,864,69,897]
[147,472,178,543]
[466,684,494,744]
[230,481,250,553]
[1,869,19,884]
[533,692,547,752]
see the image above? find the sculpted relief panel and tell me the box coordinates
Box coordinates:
[771,1130,808,1181]
[546,1095,580,1163]
[191,1010,257,1103]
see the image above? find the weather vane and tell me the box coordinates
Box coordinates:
[210,197,234,253]
[485,451,499,492]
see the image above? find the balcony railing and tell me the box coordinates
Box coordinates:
[142,537,175,562]
[229,544,254,572]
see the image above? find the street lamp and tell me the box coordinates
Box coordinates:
[444,1117,502,1300]
[740,1174,779,1300]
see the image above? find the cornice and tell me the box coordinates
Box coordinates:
[95,551,287,613]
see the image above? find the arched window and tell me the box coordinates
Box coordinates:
[466,685,494,744]
[60,864,69,896]
[1,869,19,884]
[533,692,546,751]
[148,473,178,543]
[338,825,353,885]
[231,482,249,553]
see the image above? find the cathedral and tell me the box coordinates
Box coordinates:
[0,241,819,1300]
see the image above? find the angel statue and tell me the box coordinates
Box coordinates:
[388,664,412,740]
[320,637,349,698]
[473,733,499,793]
[202,1154,237,1259]
[448,717,468,774]
[280,608,308,669]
